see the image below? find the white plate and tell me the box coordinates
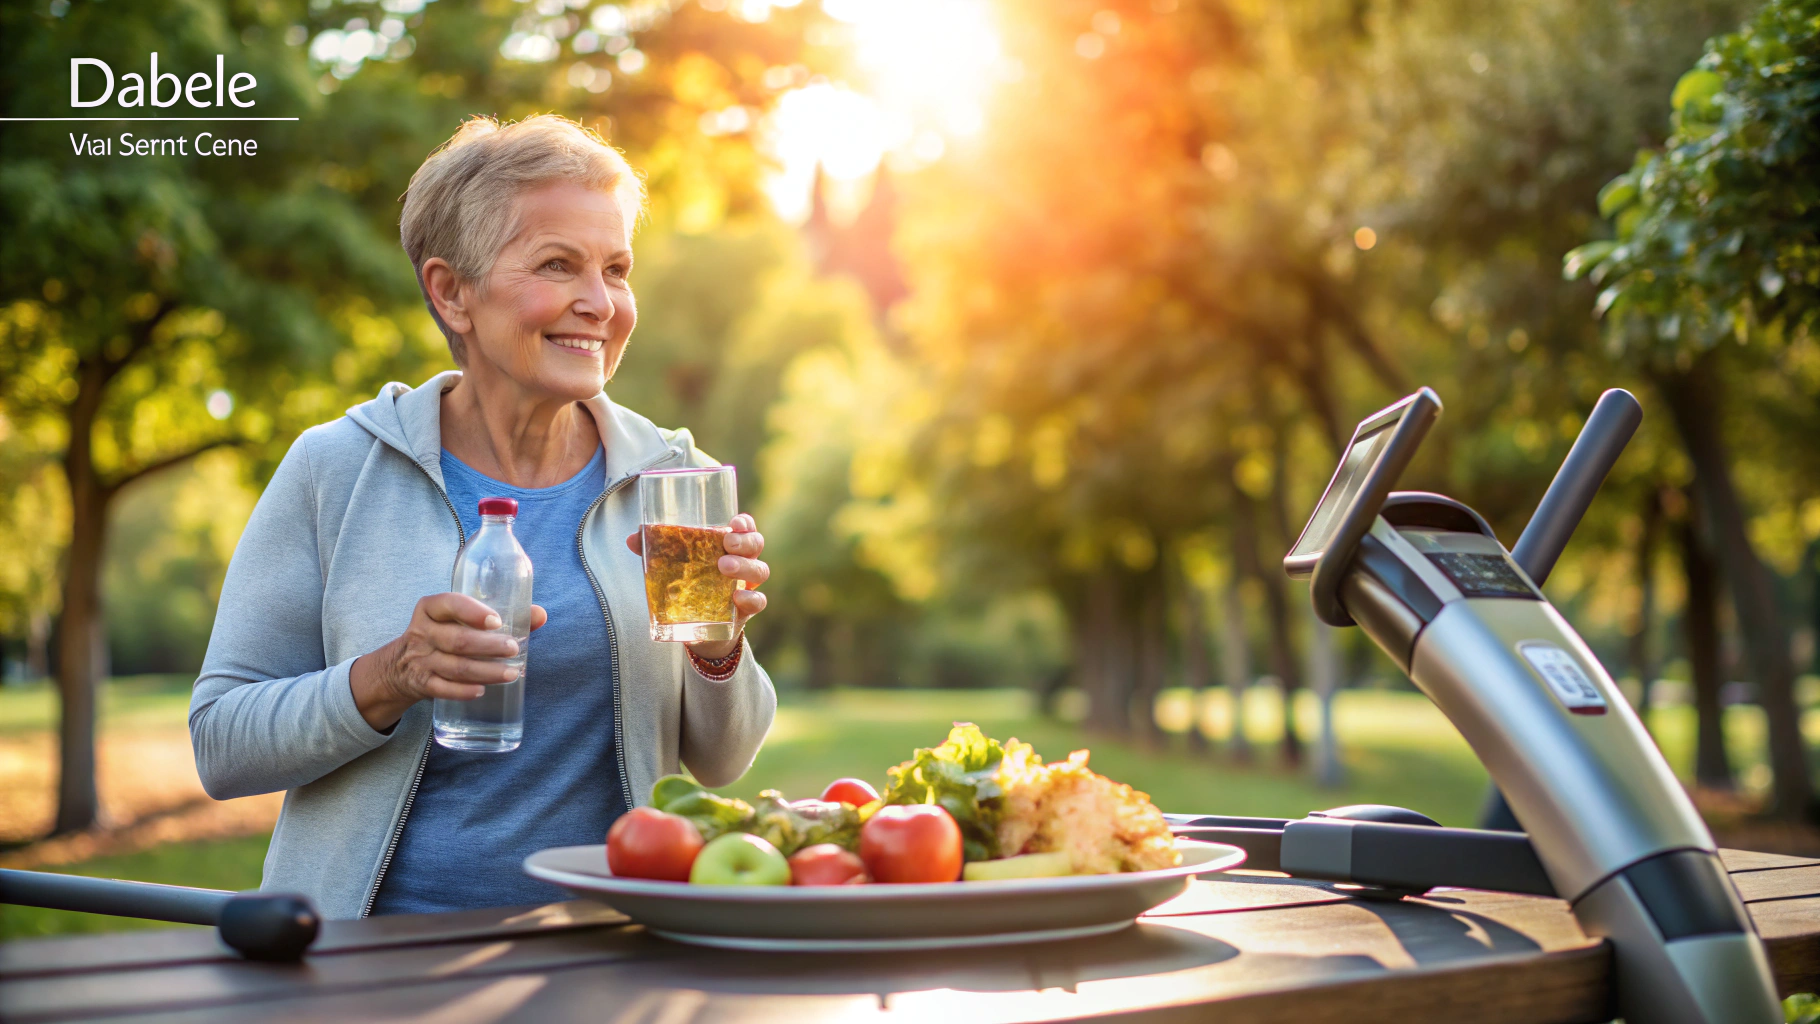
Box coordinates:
[523,838,1245,951]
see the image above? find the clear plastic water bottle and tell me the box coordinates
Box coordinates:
[433,497,532,752]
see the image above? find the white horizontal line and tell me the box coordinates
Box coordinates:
[0,118,298,122]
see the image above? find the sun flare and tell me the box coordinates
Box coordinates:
[763,0,1009,220]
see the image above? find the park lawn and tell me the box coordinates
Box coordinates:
[0,673,198,736]
[0,678,1799,941]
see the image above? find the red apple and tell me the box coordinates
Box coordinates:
[789,843,870,886]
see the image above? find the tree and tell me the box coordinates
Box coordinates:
[1335,0,1751,809]
[753,291,928,689]
[0,0,826,834]
[1566,0,1820,819]
[1,0,443,834]
[865,0,1710,750]
[830,0,1409,756]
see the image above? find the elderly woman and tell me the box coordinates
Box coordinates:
[191,115,775,919]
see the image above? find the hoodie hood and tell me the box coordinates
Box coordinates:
[343,371,689,492]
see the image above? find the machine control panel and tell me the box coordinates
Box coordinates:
[1427,553,1535,599]
[1393,528,1541,602]
[1518,641,1609,715]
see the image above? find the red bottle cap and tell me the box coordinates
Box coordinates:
[478,497,518,517]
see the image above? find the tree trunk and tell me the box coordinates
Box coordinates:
[1266,429,1307,767]
[1175,553,1213,753]
[1628,490,1663,725]
[803,615,834,690]
[26,610,51,680]
[1679,493,1735,791]
[1307,606,1344,788]
[54,355,115,836]
[1230,486,1302,765]
[47,309,203,837]
[1073,584,1104,726]
[1657,366,1803,813]
[1811,537,1820,676]
[1077,571,1135,735]
[1133,560,1169,747]
[1215,558,1253,763]
[1659,367,1798,818]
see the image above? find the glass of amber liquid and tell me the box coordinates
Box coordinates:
[638,466,740,643]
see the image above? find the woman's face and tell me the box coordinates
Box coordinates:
[460,182,636,401]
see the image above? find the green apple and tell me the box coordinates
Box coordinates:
[689,832,791,886]
[961,851,1074,881]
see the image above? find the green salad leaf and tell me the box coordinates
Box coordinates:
[650,775,754,842]
[751,791,862,855]
[647,776,860,855]
[876,723,1005,861]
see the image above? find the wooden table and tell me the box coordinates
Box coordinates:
[5,849,1819,1024]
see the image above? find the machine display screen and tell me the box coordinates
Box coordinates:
[1290,422,1394,557]
[1426,553,1537,599]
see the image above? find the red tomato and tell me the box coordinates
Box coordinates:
[607,807,704,882]
[821,777,880,807]
[860,804,963,883]
[788,844,870,886]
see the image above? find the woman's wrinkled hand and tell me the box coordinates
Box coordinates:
[626,512,769,661]
[350,593,548,731]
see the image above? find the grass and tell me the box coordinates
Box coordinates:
[0,674,197,736]
[0,676,1796,943]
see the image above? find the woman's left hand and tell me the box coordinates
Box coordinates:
[626,513,769,660]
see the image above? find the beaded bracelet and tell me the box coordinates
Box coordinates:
[686,631,745,681]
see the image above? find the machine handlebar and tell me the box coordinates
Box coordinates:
[0,868,319,961]
[1510,388,1643,587]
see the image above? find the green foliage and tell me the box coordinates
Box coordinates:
[1567,0,1820,360]
[0,0,437,434]
[103,453,257,674]
[1350,0,1746,543]
[877,723,1007,861]
[812,0,1751,718]
[746,304,936,686]
[0,452,64,648]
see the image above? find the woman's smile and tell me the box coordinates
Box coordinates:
[546,333,608,355]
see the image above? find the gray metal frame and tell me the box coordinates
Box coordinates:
[1287,387,1781,1023]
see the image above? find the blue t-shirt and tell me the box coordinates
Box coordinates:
[372,442,626,914]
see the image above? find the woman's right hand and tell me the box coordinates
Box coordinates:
[349,593,546,732]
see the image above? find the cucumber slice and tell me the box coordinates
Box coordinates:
[961,851,1073,881]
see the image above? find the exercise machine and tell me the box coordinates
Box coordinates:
[1173,387,1778,1022]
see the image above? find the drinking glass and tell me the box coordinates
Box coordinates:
[639,466,740,643]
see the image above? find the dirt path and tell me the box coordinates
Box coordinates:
[0,725,280,869]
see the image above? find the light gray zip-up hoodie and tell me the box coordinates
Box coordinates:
[190,371,776,919]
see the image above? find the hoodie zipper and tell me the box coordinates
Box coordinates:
[578,446,685,816]
[360,470,466,918]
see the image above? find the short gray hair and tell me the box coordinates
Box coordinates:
[400,114,646,364]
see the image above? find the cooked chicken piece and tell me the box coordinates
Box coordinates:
[995,741,1179,874]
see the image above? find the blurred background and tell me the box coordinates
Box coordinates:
[4,0,1819,938]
